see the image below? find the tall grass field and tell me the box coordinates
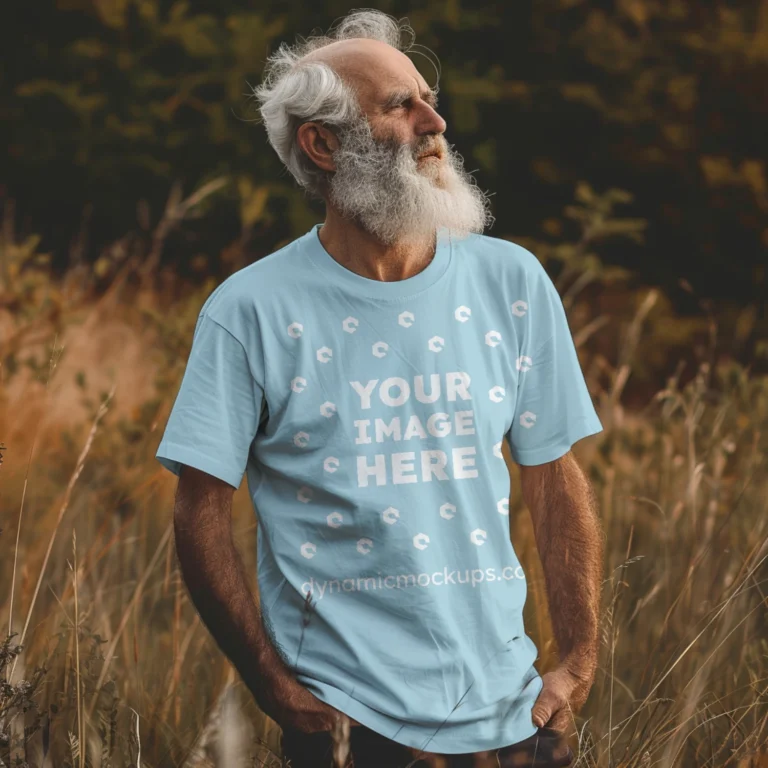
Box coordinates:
[1,186,767,767]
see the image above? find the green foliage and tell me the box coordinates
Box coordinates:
[1,0,766,336]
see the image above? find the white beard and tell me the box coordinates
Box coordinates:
[326,117,495,246]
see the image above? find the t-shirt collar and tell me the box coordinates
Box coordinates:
[304,223,453,300]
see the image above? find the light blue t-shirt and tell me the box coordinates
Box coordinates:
[155,223,603,754]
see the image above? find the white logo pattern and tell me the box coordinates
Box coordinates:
[428,335,445,353]
[287,295,539,557]
[382,506,400,525]
[372,341,389,358]
[485,330,502,347]
[516,355,532,372]
[489,385,505,403]
[398,311,415,328]
[511,300,528,317]
[300,542,316,558]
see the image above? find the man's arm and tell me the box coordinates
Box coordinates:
[173,465,292,690]
[172,464,348,732]
[518,450,604,726]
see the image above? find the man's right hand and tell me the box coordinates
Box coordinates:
[255,665,360,734]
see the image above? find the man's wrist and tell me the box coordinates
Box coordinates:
[560,647,598,686]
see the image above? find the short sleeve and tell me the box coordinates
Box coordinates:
[155,313,265,489]
[506,259,603,466]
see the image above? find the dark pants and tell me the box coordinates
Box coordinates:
[280,722,575,767]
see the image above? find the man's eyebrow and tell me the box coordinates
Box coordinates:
[381,86,439,110]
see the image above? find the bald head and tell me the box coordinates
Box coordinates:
[302,36,401,66]
[302,37,436,121]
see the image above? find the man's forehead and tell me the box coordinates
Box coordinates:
[302,38,429,101]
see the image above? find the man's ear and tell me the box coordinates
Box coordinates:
[296,121,339,173]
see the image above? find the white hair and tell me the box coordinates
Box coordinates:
[250,9,438,199]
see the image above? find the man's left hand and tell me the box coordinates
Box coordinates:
[531,663,593,733]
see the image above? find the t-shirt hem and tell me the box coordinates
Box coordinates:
[156,441,243,490]
[302,677,542,754]
[509,416,603,466]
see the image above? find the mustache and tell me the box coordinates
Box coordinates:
[409,137,445,161]
[346,130,444,161]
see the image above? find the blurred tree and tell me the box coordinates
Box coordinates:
[1,0,766,322]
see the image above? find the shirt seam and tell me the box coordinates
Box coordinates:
[200,311,268,410]
[508,416,600,462]
[157,440,242,488]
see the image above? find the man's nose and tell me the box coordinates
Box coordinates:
[415,104,447,138]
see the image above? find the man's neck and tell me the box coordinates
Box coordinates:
[318,209,436,283]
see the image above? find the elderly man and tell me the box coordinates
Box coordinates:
[156,8,604,768]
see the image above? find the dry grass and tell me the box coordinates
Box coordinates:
[1,212,767,766]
